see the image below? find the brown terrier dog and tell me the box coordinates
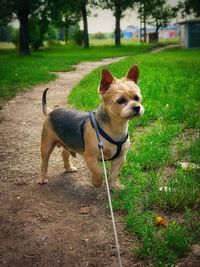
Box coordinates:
[37,65,144,189]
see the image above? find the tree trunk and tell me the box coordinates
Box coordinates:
[65,15,69,44]
[81,3,89,48]
[140,17,142,43]
[115,4,122,46]
[155,21,159,43]
[144,16,147,43]
[17,9,30,56]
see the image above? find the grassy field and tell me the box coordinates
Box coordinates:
[0,43,152,100]
[69,48,200,266]
[89,37,179,46]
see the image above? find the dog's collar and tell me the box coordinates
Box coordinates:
[89,111,128,161]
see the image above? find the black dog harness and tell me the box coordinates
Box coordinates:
[89,111,128,161]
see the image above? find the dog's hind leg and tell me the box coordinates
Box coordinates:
[62,149,77,172]
[37,128,56,184]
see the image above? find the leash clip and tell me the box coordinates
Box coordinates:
[98,141,103,149]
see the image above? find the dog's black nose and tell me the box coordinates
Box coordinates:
[133,106,140,113]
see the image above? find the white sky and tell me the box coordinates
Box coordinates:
[81,0,179,33]
[82,9,140,33]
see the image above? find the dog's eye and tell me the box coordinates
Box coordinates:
[133,95,139,101]
[117,98,127,105]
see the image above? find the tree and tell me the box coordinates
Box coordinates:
[29,4,50,51]
[147,0,175,42]
[49,0,80,44]
[98,0,136,46]
[137,0,152,43]
[0,0,46,55]
[80,0,90,48]
[178,0,200,17]
[49,0,89,48]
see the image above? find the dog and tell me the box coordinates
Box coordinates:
[37,65,144,189]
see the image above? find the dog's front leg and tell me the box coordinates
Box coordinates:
[109,155,126,190]
[84,153,103,187]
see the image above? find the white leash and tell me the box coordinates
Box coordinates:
[89,111,123,267]
[100,146,123,267]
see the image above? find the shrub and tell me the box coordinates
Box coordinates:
[72,29,84,46]
[0,25,17,42]
[93,32,105,39]
[29,22,43,51]
[68,25,80,41]
[12,29,19,48]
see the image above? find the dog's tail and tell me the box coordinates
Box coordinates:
[42,88,52,116]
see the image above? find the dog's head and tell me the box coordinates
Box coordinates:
[99,65,144,121]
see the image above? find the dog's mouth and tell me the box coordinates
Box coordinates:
[128,112,141,119]
[121,105,144,120]
[128,109,143,119]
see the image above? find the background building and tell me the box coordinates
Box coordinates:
[178,19,200,48]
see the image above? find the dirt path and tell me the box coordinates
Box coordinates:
[150,44,180,53]
[0,58,137,267]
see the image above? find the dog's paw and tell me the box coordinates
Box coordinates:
[92,177,103,188]
[37,177,48,184]
[110,182,125,191]
[64,166,78,173]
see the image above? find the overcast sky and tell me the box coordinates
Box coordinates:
[81,0,179,33]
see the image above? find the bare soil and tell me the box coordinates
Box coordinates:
[0,58,137,267]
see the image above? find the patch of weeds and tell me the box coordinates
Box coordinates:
[171,129,199,162]
[183,208,200,243]
[128,123,183,171]
[136,223,190,266]
[163,170,200,210]
[187,136,200,164]
[145,169,200,211]
[116,199,191,266]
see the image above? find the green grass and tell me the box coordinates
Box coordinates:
[69,48,200,266]
[89,37,179,46]
[0,43,153,100]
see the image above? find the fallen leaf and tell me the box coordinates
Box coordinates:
[79,206,91,214]
[156,216,168,227]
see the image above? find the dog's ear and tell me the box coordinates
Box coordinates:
[126,65,139,84]
[99,69,114,95]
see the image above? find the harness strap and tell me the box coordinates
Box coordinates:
[89,111,103,150]
[89,111,128,160]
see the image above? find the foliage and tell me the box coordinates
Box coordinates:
[68,25,81,41]
[147,0,175,32]
[178,0,200,17]
[29,4,51,51]
[96,0,136,45]
[49,0,81,43]
[97,0,135,11]
[0,0,82,53]
[64,0,95,48]
[137,0,152,42]
[12,29,19,47]
[69,48,200,265]
[72,29,84,46]
[45,25,58,41]
[93,32,106,39]
[137,0,176,43]
[0,0,48,55]
[0,25,17,42]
